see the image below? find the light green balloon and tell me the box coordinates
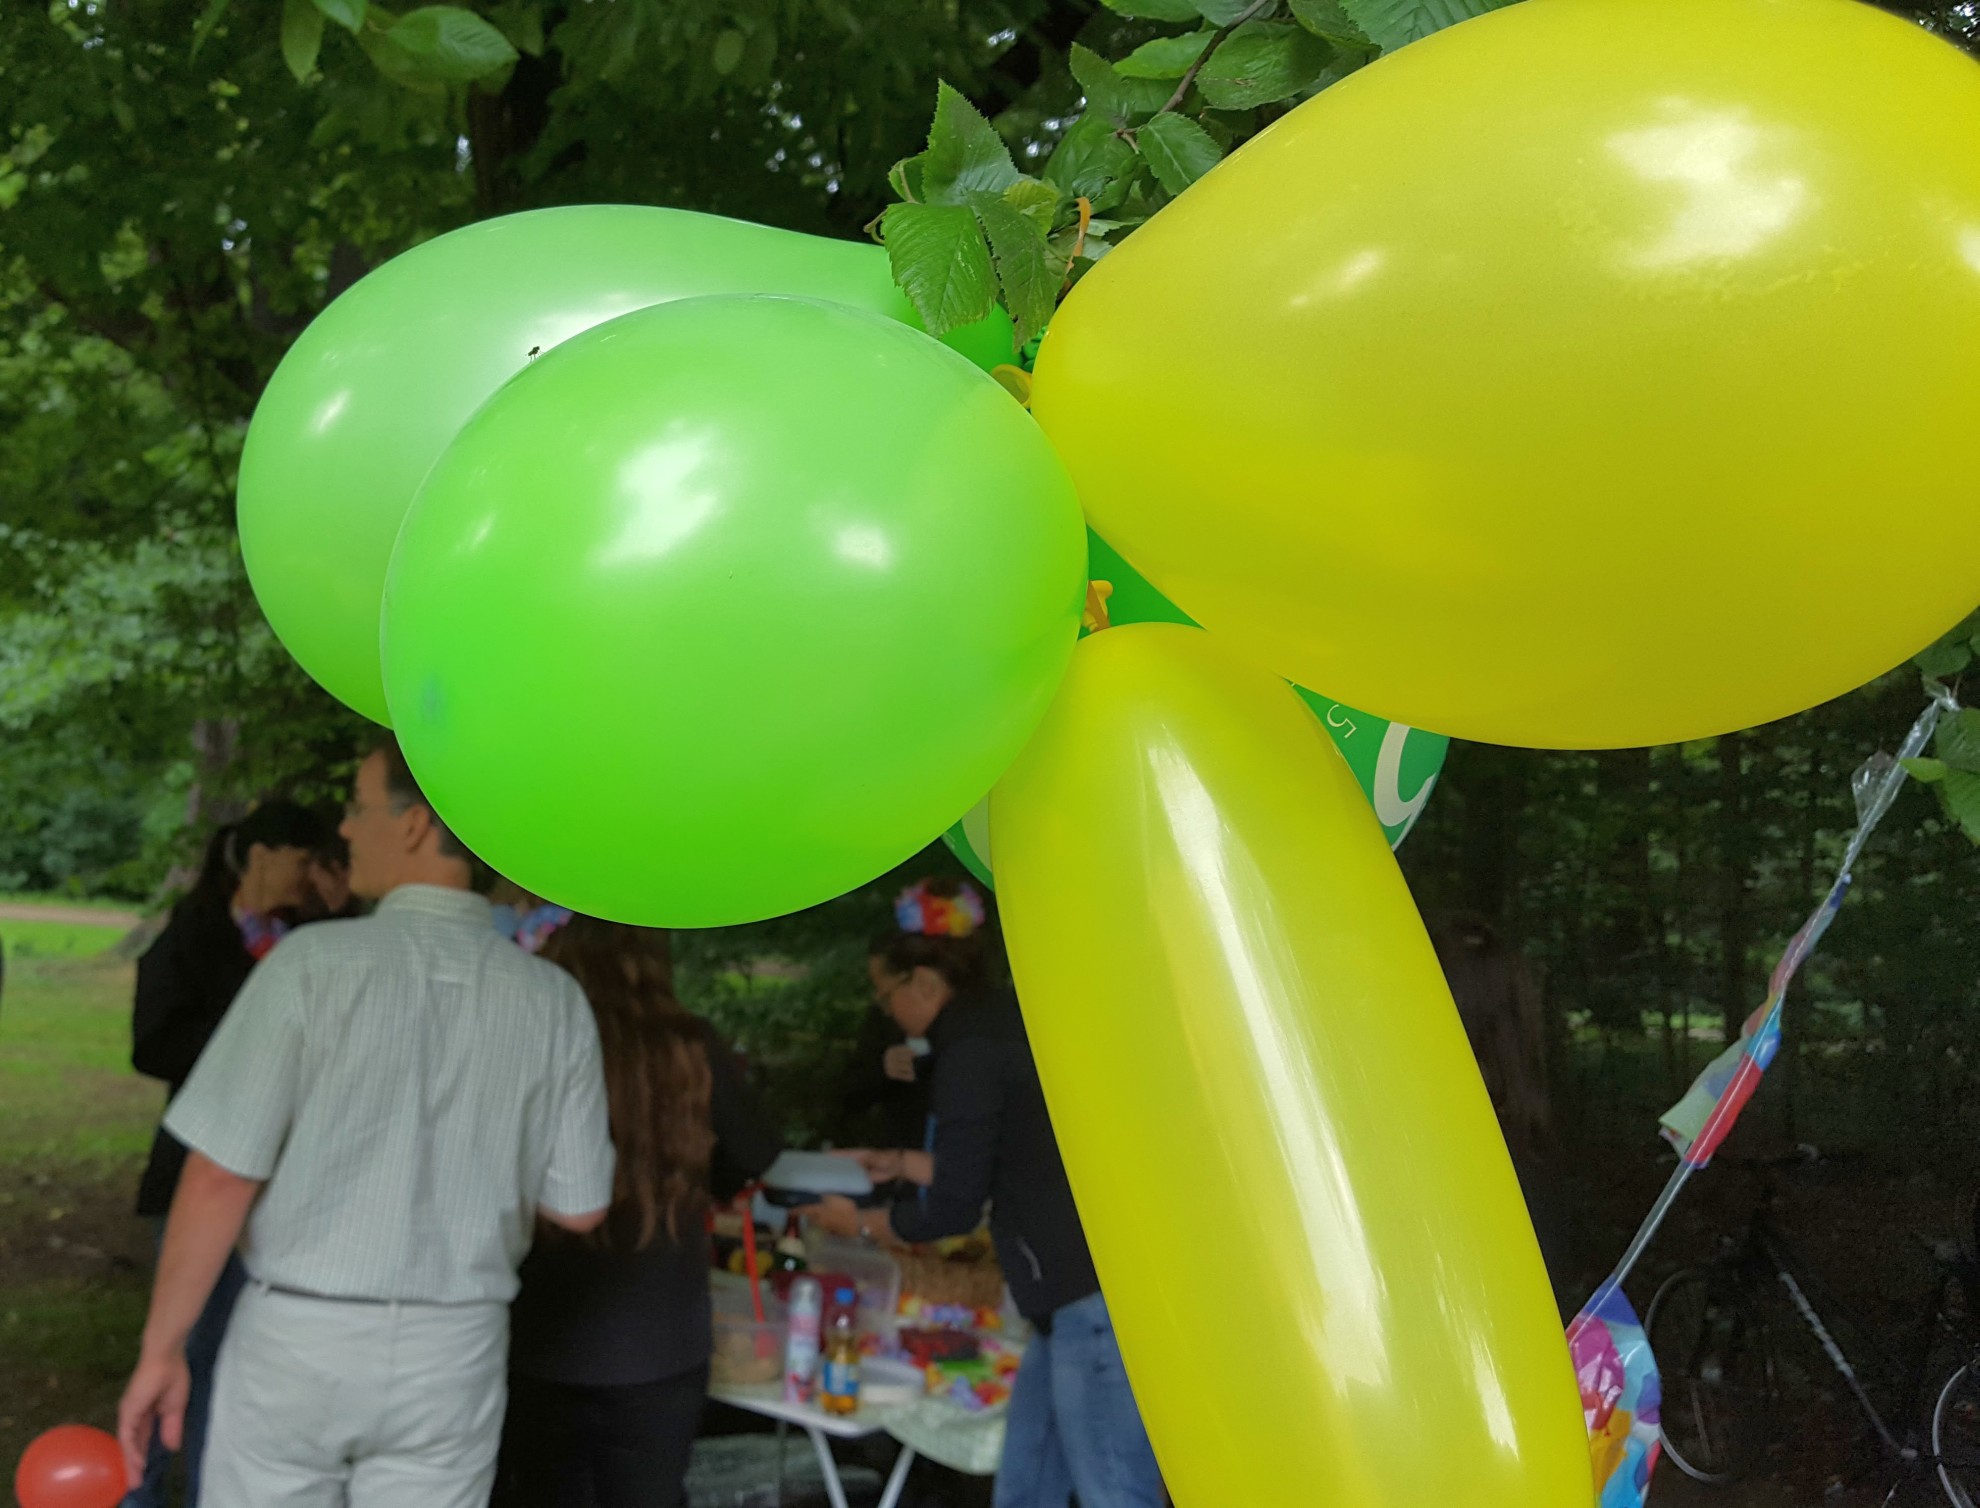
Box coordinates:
[239,205,1014,724]
[383,295,1083,928]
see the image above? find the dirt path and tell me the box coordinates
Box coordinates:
[0,902,141,928]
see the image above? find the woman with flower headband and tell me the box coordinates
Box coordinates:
[810,877,1165,1508]
[125,799,328,1508]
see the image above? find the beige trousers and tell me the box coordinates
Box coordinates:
[202,1282,507,1508]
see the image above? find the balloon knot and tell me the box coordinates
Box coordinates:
[990,364,1033,408]
[1083,579,1115,633]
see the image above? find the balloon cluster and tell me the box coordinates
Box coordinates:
[242,202,1446,925]
[241,206,1082,927]
[237,2,1980,1503]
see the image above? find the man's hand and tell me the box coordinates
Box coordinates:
[800,1195,903,1247]
[848,1147,934,1187]
[804,1193,865,1240]
[118,1151,261,1485]
[882,1045,918,1083]
[849,1147,903,1183]
[118,1347,190,1486]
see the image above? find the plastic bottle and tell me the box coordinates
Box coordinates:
[773,1230,809,1276]
[820,1286,862,1416]
[784,1276,823,1405]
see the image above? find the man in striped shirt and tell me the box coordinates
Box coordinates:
[117,741,615,1508]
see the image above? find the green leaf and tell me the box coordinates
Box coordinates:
[311,0,366,31]
[281,0,326,82]
[1338,0,1516,53]
[916,81,1021,205]
[1916,634,1975,681]
[881,203,997,338]
[971,192,1067,346]
[736,23,779,87]
[712,29,746,75]
[1116,31,1216,79]
[484,0,545,55]
[1903,757,1950,785]
[1100,0,1205,20]
[191,0,234,57]
[1289,0,1372,44]
[1938,708,1980,774]
[384,6,519,82]
[1938,767,1980,844]
[1197,22,1332,108]
[1070,43,1174,126]
[1308,42,1378,90]
[1138,111,1224,194]
[358,13,446,93]
[1002,177,1064,235]
[1044,115,1138,209]
[1194,0,1266,21]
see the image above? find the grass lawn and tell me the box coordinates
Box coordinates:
[0,949,159,1478]
[0,892,141,912]
[3,916,125,962]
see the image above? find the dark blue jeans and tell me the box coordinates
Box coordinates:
[994,1291,1165,1508]
[121,1237,247,1508]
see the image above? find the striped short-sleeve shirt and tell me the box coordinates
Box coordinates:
[164,883,614,1304]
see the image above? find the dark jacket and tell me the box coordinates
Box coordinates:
[131,895,258,1217]
[890,986,1100,1325]
[836,1005,932,1150]
[508,1018,783,1387]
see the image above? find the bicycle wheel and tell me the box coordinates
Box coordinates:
[1646,1265,1773,1482]
[1933,1361,1980,1506]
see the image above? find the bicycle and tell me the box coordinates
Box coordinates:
[1645,1146,1980,1506]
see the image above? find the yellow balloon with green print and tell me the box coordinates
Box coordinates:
[990,624,1588,1508]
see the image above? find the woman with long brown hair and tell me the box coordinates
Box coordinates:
[496,917,781,1508]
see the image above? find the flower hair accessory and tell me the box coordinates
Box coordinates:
[895,879,986,938]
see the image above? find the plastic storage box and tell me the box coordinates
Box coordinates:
[710,1271,787,1387]
[802,1234,902,1342]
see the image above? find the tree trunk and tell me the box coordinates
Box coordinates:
[160,716,245,899]
[1716,736,1754,1044]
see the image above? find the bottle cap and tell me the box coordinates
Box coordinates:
[836,1287,857,1304]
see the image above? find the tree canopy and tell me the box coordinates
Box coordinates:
[3,0,1977,1148]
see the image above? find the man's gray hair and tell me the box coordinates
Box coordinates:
[374,740,495,894]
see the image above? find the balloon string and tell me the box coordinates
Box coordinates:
[1068,197,1093,269]
[1579,691,1954,1316]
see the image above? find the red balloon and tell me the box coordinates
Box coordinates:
[13,1426,125,1508]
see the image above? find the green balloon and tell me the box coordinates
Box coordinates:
[942,528,1448,882]
[240,205,1014,725]
[943,801,996,889]
[383,295,1082,928]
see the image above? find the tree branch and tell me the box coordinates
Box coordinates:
[1164,0,1279,115]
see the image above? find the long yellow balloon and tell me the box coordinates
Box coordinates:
[991,624,1589,1508]
[1030,0,1980,749]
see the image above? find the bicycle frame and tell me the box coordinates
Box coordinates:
[1736,1207,1974,1469]
[1749,1218,1913,1459]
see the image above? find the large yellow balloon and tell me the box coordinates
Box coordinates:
[990,624,1589,1508]
[1031,0,1980,749]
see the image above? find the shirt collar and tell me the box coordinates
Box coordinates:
[376,883,495,927]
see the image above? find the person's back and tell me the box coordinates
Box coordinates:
[498,917,782,1508]
[172,889,604,1303]
[917,984,1097,1324]
[117,743,614,1508]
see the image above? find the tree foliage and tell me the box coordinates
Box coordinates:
[3,0,1978,1147]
